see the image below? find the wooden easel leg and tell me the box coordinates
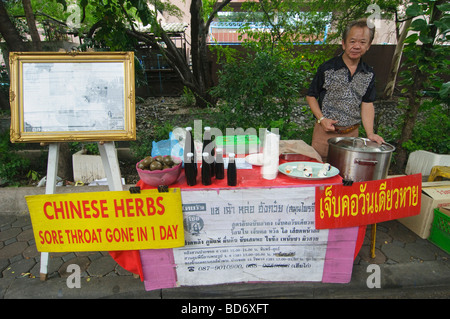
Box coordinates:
[40,252,49,281]
[370,223,377,259]
[98,141,123,191]
[40,143,60,281]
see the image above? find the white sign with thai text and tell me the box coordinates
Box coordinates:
[174,188,329,286]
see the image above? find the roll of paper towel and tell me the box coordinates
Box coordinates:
[262,130,280,180]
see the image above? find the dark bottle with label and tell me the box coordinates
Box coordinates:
[185,152,197,186]
[227,153,237,186]
[201,152,212,186]
[203,126,215,177]
[215,148,224,179]
[202,126,212,152]
[185,127,197,175]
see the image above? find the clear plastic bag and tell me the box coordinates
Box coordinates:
[151,132,184,159]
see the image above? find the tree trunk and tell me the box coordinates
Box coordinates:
[22,0,42,51]
[56,143,74,182]
[392,1,444,173]
[91,0,230,108]
[0,89,9,112]
[0,1,72,179]
[0,1,27,111]
[392,69,424,173]
[190,0,211,108]
[0,1,27,52]
[382,19,412,100]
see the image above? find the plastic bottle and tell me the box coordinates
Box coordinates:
[185,127,197,175]
[227,153,237,186]
[203,126,215,176]
[215,148,224,179]
[185,152,197,186]
[201,152,211,185]
[202,126,212,152]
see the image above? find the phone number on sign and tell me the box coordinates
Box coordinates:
[194,264,244,272]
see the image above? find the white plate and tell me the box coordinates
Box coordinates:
[245,153,263,166]
[278,162,339,180]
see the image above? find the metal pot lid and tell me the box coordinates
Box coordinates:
[328,137,395,153]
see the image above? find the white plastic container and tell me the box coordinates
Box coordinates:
[262,131,280,180]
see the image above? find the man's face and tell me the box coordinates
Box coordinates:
[342,26,372,61]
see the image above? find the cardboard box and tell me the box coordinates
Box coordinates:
[398,183,450,239]
[72,150,106,184]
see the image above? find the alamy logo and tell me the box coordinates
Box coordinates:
[66,3,81,29]
[366,4,381,29]
[366,264,381,288]
[66,264,81,288]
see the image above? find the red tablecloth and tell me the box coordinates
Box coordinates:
[110,159,366,279]
[151,158,343,189]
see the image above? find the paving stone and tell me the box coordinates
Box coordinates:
[87,252,104,262]
[22,244,39,259]
[12,216,31,228]
[115,264,133,276]
[358,246,386,264]
[405,241,438,261]
[374,229,393,245]
[75,251,93,257]
[381,242,412,263]
[0,228,21,241]
[59,256,91,277]
[61,252,77,262]
[10,255,23,264]
[17,228,34,242]
[376,223,390,233]
[0,216,16,229]
[31,256,64,278]
[4,238,17,245]
[2,258,36,278]
[87,256,117,276]
[0,241,28,259]
[392,239,405,247]
[0,258,10,275]
[388,223,417,243]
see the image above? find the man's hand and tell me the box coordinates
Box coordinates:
[321,118,338,132]
[367,133,385,144]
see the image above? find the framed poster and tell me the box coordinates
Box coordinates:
[9,51,136,143]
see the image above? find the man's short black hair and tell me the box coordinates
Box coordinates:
[342,18,375,43]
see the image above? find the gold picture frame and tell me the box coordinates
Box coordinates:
[9,51,136,143]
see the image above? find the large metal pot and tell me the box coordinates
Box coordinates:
[327,137,395,182]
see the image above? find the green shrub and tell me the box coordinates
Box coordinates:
[402,101,449,154]
[0,131,30,184]
[211,51,304,135]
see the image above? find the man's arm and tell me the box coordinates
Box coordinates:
[306,96,337,132]
[361,102,384,144]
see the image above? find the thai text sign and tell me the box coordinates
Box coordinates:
[315,174,422,229]
[26,189,184,252]
[171,188,331,286]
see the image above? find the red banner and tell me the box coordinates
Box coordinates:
[315,174,422,229]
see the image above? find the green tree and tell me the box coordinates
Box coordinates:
[1,0,234,108]
[392,0,449,172]
[78,0,231,108]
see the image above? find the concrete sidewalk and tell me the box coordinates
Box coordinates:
[1,184,450,299]
[1,210,449,299]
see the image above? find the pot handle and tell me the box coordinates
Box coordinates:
[354,158,378,166]
[353,138,367,148]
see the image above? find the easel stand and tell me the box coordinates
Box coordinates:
[39,141,123,281]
